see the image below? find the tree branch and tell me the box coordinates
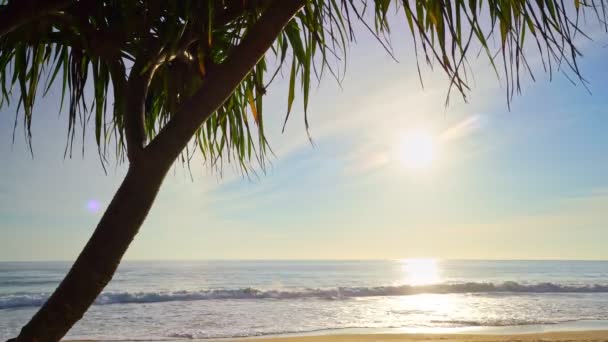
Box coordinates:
[145,0,305,167]
[0,0,72,38]
[123,59,159,162]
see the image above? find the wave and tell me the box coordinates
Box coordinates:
[0,279,60,286]
[3,281,608,309]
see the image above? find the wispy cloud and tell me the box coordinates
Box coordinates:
[440,114,486,142]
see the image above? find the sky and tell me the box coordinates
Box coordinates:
[2,14,608,261]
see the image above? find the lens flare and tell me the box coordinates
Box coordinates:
[86,200,101,213]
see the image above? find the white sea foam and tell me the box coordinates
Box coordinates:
[3,281,608,309]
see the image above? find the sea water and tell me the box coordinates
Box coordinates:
[2,260,608,340]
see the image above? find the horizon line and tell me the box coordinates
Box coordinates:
[2,257,608,263]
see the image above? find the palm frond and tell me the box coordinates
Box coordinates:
[0,0,604,172]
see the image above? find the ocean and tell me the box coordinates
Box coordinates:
[2,260,608,340]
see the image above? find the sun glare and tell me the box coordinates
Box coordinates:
[397,129,436,170]
[401,258,441,285]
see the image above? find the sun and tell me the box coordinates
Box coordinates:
[397,129,436,170]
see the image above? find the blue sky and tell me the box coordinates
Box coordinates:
[2,17,608,261]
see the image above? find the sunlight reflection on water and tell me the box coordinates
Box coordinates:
[401,258,441,285]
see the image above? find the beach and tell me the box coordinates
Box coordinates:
[67,331,608,342]
[225,332,608,342]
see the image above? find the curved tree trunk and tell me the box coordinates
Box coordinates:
[9,158,172,342]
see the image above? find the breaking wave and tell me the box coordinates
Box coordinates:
[3,281,608,309]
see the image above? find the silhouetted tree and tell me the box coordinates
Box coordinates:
[0,0,602,341]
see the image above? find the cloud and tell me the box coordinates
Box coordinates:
[440,114,486,142]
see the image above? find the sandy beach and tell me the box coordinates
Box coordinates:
[224,332,608,342]
[68,331,608,342]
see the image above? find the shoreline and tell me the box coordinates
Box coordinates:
[67,330,608,342]
[64,322,608,342]
[227,331,608,342]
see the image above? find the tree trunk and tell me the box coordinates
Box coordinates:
[9,157,172,342]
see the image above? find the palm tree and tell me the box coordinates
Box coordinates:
[0,0,603,341]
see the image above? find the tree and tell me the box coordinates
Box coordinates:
[0,0,603,341]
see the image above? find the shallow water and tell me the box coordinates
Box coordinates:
[2,260,608,340]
